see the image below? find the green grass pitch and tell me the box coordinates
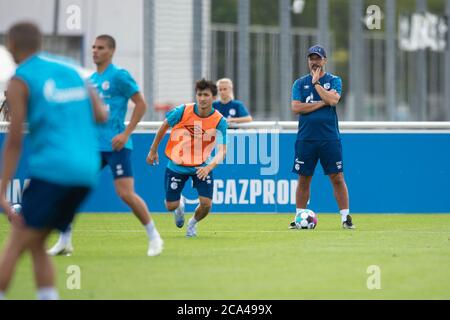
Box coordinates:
[0,213,449,300]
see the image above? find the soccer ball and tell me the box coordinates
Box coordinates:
[294,209,318,229]
[11,203,22,214]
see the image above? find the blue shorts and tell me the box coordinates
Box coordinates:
[292,140,344,176]
[101,148,133,179]
[21,178,91,232]
[165,168,214,202]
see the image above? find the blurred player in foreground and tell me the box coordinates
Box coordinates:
[147,79,227,237]
[48,34,163,257]
[290,45,354,229]
[0,22,108,300]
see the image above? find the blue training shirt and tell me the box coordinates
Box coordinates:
[291,72,342,141]
[90,63,139,151]
[14,52,100,187]
[165,104,228,175]
[212,100,250,118]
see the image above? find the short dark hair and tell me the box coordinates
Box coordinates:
[7,22,42,52]
[195,79,217,96]
[96,34,116,50]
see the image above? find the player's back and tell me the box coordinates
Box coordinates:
[14,52,100,187]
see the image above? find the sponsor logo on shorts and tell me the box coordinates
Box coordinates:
[294,158,304,172]
[336,161,343,170]
[116,164,124,176]
[170,182,178,190]
[171,177,182,182]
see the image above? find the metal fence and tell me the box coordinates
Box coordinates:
[208,0,450,122]
[364,32,447,121]
[1,1,449,122]
[209,22,449,122]
[210,24,332,121]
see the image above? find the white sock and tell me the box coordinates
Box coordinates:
[144,220,160,241]
[0,291,5,300]
[188,217,198,226]
[37,287,59,300]
[340,209,350,222]
[296,208,306,215]
[59,229,72,246]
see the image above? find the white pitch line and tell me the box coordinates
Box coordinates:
[0,229,447,234]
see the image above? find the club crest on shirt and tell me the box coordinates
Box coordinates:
[324,83,331,90]
[229,108,236,116]
[102,81,110,91]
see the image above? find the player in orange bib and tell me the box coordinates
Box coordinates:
[147,79,228,237]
